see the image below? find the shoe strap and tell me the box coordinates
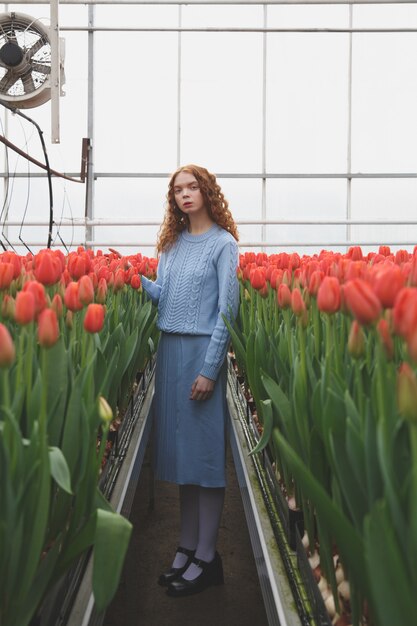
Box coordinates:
[177,546,195,558]
[191,556,210,569]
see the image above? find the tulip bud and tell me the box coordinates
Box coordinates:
[343,279,381,326]
[277,283,291,309]
[0,262,14,290]
[84,303,105,333]
[317,276,341,314]
[397,363,417,423]
[130,274,141,290]
[15,291,36,325]
[78,275,95,305]
[348,320,366,359]
[393,287,417,340]
[38,308,59,348]
[1,294,15,319]
[371,263,405,308]
[64,282,83,312]
[96,277,108,304]
[22,280,47,316]
[291,288,306,317]
[250,267,266,291]
[244,288,251,302]
[98,396,113,424]
[377,318,394,360]
[0,323,15,367]
[51,293,64,319]
[65,310,73,330]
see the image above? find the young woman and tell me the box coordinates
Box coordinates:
[141,164,239,597]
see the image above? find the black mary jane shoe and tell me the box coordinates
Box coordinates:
[166,552,224,597]
[158,547,196,587]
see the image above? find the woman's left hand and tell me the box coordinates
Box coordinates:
[190,375,215,401]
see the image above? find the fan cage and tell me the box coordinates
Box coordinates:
[0,12,51,105]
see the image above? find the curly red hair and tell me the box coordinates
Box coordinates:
[156,164,239,253]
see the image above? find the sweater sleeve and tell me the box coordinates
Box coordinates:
[141,252,166,305]
[200,240,239,381]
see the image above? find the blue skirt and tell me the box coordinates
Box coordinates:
[152,332,228,487]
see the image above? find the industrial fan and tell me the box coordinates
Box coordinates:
[0,11,64,109]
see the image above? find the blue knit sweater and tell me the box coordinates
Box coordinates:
[141,224,239,381]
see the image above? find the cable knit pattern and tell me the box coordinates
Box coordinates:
[142,224,239,380]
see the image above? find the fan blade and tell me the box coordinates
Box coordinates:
[0,70,18,93]
[26,36,47,59]
[22,72,36,94]
[31,62,50,75]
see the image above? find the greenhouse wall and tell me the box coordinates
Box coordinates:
[0,0,417,255]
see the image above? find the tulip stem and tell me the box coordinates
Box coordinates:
[0,368,9,417]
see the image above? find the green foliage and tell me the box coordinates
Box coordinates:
[0,285,158,626]
[229,279,417,626]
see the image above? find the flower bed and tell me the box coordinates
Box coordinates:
[226,245,417,626]
[0,247,158,626]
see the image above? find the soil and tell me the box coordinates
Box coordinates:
[102,444,269,626]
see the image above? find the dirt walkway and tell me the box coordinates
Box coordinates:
[103,445,269,626]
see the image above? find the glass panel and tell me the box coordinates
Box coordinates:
[268,4,349,29]
[180,33,263,172]
[219,177,262,253]
[350,179,417,253]
[353,3,417,28]
[266,33,349,173]
[265,178,347,255]
[93,177,167,253]
[94,32,178,172]
[351,33,417,173]
[95,5,178,28]
[2,177,85,254]
[182,4,262,29]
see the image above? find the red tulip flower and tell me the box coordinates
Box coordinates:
[277,283,292,309]
[96,278,108,304]
[250,267,266,291]
[130,274,141,290]
[348,320,366,359]
[397,362,417,423]
[308,270,324,296]
[291,287,306,317]
[1,294,15,320]
[0,252,22,280]
[343,279,382,325]
[348,246,363,261]
[392,287,417,340]
[371,263,405,308]
[68,251,92,279]
[64,282,83,312]
[0,323,15,367]
[15,291,36,325]
[317,276,341,314]
[113,269,125,292]
[78,275,95,305]
[377,318,394,360]
[51,293,64,318]
[84,303,105,333]
[34,250,62,285]
[37,308,59,348]
[22,281,47,316]
[0,262,14,290]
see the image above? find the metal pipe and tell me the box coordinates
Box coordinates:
[59,26,417,33]
[4,217,417,228]
[8,1,417,6]
[1,171,417,179]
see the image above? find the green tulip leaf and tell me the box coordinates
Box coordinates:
[92,509,132,611]
[49,446,73,494]
[365,500,417,626]
[249,399,273,455]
